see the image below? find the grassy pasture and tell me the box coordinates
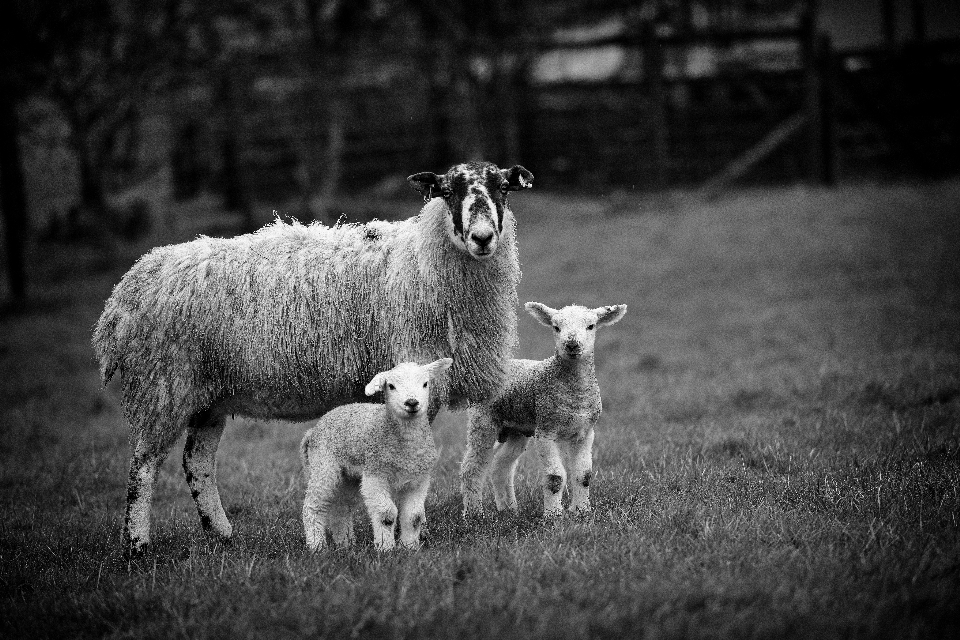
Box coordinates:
[1,182,959,639]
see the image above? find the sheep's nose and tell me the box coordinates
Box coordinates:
[470,229,494,247]
[404,398,420,411]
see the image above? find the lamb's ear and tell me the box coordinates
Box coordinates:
[594,304,628,327]
[364,372,387,396]
[425,357,454,378]
[501,165,534,191]
[525,301,557,326]
[407,172,445,199]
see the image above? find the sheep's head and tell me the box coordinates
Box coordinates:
[364,358,454,419]
[407,161,533,261]
[525,303,628,361]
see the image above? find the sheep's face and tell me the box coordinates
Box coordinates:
[526,302,628,361]
[408,162,533,261]
[364,358,454,420]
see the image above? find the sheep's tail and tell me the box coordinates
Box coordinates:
[91,301,124,387]
[300,433,311,472]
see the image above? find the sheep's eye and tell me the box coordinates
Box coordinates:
[553,325,560,333]
[499,183,510,193]
[587,324,595,330]
[387,383,395,390]
[441,188,452,198]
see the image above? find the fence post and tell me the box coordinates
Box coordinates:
[642,21,669,190]
[817,33,836,186]
[801,2,828,185]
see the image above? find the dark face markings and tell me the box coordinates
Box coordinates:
[443,162,510,237]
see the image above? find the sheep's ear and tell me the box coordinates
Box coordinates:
[364,372,387,396]
[500,165,534,191]
[594,304,628,327]
[407,172,445,199]
[425,357,454,378]
[525,301,556,326]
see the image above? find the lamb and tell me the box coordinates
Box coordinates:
[92,160,533,553]
[301,358,452,551]
[461,302,627,517]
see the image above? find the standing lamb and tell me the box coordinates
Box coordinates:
[301,358,452,551]
[92,161,533,553]
[461,302,627,517]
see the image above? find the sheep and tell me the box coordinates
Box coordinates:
[301,358,452,551]
[461,302,627,518]
[92,160,533,553]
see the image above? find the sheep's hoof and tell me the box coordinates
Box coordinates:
[123,541,149,561]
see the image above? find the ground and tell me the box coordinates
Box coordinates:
[1,182,959,639]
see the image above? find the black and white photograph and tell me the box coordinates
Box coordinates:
[1,0,958,637]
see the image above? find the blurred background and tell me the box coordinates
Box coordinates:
[1,0,959,301]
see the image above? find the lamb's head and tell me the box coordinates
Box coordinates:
[407,161,533,261]
[364,358,454,419]
[525,302,628,361]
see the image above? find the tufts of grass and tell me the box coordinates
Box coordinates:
[2,182,960,638]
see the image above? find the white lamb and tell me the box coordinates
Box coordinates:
[92,160,532,553]
[301,358,452,551]
[461,302,627,517]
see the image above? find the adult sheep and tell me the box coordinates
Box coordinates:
[93,161,533,553]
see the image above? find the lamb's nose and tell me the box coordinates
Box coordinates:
[404,398,420,411]
[471,229,494,247]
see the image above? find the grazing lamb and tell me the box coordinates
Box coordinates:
[301,358,452,551]
[461,302,627,517]
[92,161,532,552]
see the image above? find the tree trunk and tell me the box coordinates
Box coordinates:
[77,138,108,216]
[0,91,28,301]
[317,89,346,223]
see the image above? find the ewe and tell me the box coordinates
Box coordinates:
[93,161,532,552]
[461,302,627,517]
[301,359,452,551]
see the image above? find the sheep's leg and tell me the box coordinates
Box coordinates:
[460,407,497,517]
[567,428,595,514]
[533,436,566,518]
[397,476,431,549]
[361,474,397,551]
[490,434,529,512]
[124,447,164,554]
[182,412,232,541]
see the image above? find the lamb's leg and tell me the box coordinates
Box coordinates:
[182,411,232,540]
[302,459,340,551]
[490,434,529,512]
[361,474,397,551]
[460,406,497,517]
[567,428,595,514]
[397,476,431,549]
[328,473,359,548]
[532,436,566,517]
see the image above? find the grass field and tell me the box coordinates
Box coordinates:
[1,181,959,639]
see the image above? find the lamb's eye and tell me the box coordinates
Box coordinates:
[553,325,560,333]
[587,324,595,330]
[500,183,510,193]
[387,383,395,390]
[423,382,428,388]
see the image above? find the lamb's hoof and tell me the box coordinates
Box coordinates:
[568,507,593,521]
[461,502,485,521]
